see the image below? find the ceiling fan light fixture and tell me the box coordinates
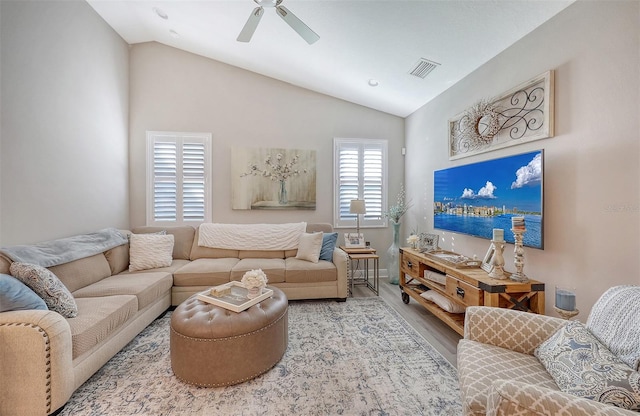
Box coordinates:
[255,0,277,7]
[237,0,319,44]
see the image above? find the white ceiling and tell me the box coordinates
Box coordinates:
[87,0,574,118]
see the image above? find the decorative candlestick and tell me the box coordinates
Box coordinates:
[510,216,528,282]
[488,239,506,279]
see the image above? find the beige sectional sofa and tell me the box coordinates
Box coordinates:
[129,223,348,304]
[0,223,347,416]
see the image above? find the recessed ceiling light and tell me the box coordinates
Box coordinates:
[368,79,379,87]
[169,29,180,39]
[153,7,168,20]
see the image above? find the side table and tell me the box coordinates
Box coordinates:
[339,246,379,296]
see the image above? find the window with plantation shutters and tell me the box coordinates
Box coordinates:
[146,132,211,225]
[334,138,387,228]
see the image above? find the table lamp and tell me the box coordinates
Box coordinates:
[350,199,366,236]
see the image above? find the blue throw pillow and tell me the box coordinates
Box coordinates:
[0,273,48,312]
[319,232,338,262]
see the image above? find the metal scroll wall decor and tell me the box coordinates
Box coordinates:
[449,71,554,160]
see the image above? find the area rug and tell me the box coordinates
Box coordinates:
[59,297,462,415]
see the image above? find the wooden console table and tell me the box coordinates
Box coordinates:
[399,247,545,336]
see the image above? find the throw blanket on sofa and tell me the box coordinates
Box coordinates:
[0,227,128,268]
[198,222,307,251]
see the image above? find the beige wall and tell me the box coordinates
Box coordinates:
[405,1,640,317]
[129,42,405,261]
[0,0,129,246]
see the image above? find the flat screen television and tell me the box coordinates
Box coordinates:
[434,150,544,249]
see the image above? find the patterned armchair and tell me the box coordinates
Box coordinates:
[457,286,640,416]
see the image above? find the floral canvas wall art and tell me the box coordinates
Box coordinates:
[232,147,316,210]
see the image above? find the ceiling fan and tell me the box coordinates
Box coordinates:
[237,0,320,45]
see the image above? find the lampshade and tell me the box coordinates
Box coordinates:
[349,199,366,215]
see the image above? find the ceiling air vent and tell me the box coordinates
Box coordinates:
[409,58,440,79]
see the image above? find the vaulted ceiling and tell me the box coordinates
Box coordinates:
[88,0,574,117]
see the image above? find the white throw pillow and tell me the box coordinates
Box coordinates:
[424,270,447,286]
[129,233,174,272]
[420,290,466,314]
[295,232,323,263]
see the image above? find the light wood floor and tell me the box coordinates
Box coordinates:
[351,277,462,366]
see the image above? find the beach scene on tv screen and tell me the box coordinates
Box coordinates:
[434,150,543,249]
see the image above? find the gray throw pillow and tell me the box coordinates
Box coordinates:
[534,320,640,411]
[0,273,48,312]
[9,262,78,318]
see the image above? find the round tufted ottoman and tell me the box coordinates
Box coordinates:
[170,286,288,387]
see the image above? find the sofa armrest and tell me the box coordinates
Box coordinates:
[332,247,349,299]
[487,380,636,416]
[464,306,567,355]
[0,310,75,416]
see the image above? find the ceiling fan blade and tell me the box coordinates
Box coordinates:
[275,5,319,45]
[237,7,264,42]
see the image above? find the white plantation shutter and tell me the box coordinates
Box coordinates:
[182,141,206,221]
[334,138,387,228]
[152,141,178,221]
[147,132,211,225]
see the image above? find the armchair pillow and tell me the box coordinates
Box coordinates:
[0,273,48,312]
[9,263,77,318]
[129,233,175,272]
[534,320,640,411]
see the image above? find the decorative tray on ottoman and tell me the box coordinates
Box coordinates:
[196,281,273,313]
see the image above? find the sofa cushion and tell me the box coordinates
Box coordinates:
[9,262,78,318]
[189,228,240,260]
[457,339,558,415]
[131,226,195,260]
[173,258,238,287]
[48,253,112,293]
[0,254,11,275]
[0,273,48,312]
[104,243,130,275]
[535,320,640,411]
[284,258,337,283]
[118,259,190,276]
[68,295,138,359]
[129,233,174,272]
[586,285,640,371]
[231,258,285,283]
[295,232,323,263]
[238,250,285,260]
[319,232,338,262]
[72,272,172,311]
